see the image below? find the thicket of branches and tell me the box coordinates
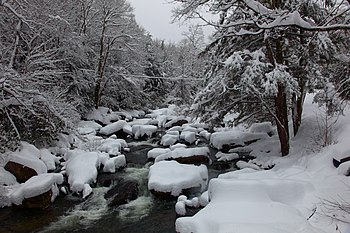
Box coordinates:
[0,0,206,150]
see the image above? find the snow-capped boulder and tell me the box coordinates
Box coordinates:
[215,152,240,162]
[165,116,189,129]
[147,148,171,160]
[10,173,63,208]
[180,131,196,144]
[40,149,59,171]
[5,142,47,183]
[148,161,208,198]
[65,149,100,193]
[132,125,158,140]
[155,147,210,164]
[99,120,132,138]
[161,132,179,147]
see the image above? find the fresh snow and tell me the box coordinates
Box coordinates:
[148,161,208,196]
[155,147,210,163]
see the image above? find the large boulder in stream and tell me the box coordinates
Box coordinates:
[104,179,139,207]
[5,142,47,183]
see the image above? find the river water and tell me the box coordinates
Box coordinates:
[0,141,237,233]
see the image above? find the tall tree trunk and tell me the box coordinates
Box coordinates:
[292,83,305,136]
[273,37,290,156]
[292,29,307,136]
[275,84,290,156]
[95,24,106,109]
[8,21,22,69]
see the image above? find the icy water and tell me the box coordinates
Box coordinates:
[0,142,237,233]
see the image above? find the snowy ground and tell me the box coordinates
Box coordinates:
[175,94,350,233]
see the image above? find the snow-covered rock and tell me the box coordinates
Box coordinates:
[77,121,103,131]
[155,147,210,164]
[236,161,261,170]
[97,138,123,156]
[210,130,268,150]
[148,160,208,197]
[161,133,179,146]
[180,131,196,144]
[170,143,187,150]
[40,149,59,171]
[65,149,100,193]
[0,167,17,186]
[147,148,171,159]
[128,118,152,126]
[132,125,158,139]
[10,173,63,206]
[249,122,273,134]
[198,130,211,141]
[85,107,120,125]
[5,142,47,182]
[165,116,189,129]
[99,120,131,137]
[215,152,239,162]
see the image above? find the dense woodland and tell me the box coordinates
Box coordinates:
[1,0,350,156]
[0,0,207,151]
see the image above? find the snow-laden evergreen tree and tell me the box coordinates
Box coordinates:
[173,0,350,155]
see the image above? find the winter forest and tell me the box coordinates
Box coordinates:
[1,0,350,233]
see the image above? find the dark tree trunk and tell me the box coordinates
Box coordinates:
[275,85,290,156]
[274,37,290,156]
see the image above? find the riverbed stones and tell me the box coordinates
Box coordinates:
[104,179,139,207]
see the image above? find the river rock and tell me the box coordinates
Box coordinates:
[172,155,210,165]
[4,161,37,183]
[333,156,350,168]
[165,117,189,129]
[104,180,139,207]
[21,190,53,209]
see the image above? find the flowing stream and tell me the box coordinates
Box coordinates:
[0,140,238,233]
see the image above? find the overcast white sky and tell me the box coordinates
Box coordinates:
[127,0,214,42]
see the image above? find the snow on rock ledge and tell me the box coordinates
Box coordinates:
[148,161,208,197]
[155,147,210,164]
